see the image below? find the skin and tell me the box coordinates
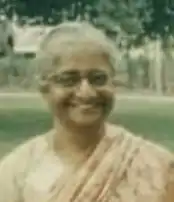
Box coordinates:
[42,48,116,168]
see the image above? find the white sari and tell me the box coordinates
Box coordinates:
[0,125,173,202]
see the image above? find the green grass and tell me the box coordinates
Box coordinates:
[0,96,174,157]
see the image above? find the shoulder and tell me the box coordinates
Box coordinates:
[107,123,173,159]
[0,132,52,200]
[107,123,173,172]
[0,131,51,178]
[108,123,174,196]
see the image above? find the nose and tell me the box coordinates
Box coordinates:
[75,79,97,100]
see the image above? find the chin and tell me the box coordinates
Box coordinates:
[66,106,105,126]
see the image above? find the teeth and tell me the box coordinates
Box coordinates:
[80,104,93,108]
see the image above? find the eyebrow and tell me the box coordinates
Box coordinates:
[58,70,80,75]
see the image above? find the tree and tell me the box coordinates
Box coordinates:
[1,0,174,38]
[94,0,151,45]
[0,17,14,56]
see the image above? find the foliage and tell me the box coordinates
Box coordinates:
[1,0,174,37]
[95,0,143,36]
[0,55,37,90]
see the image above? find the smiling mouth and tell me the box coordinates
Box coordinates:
[79,104,96,110]
[69,102,102,110]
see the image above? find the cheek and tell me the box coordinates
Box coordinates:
[96,85,115,114]
[97,85,115,100]
[48,86,73,107]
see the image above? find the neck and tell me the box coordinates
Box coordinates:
[53,118,105,155]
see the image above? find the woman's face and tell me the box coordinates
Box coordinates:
[44,51,116,127]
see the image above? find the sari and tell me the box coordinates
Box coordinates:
[0,125,174,202]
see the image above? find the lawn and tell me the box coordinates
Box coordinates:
[0,95,174,158]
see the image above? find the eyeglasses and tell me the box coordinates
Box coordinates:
[47,70,109,87]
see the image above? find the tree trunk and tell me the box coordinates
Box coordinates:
[154,40,163,95]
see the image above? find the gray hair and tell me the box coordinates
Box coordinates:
[35,21,118,90]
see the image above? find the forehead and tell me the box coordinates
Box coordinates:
[56,50,112,74]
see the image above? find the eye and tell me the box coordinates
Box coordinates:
[51,72,81,87]
[88,71,108,86]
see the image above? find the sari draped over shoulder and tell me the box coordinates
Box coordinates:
[24,126,172,202]
[0,125,174,202]
[46,127,141,202]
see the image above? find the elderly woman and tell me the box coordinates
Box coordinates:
[0,21,174,202]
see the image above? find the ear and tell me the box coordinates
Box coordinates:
[40,89,52,107]
[38,79,50,94]
[38,80,51,103]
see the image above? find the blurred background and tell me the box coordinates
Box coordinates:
[1,0,174,157]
